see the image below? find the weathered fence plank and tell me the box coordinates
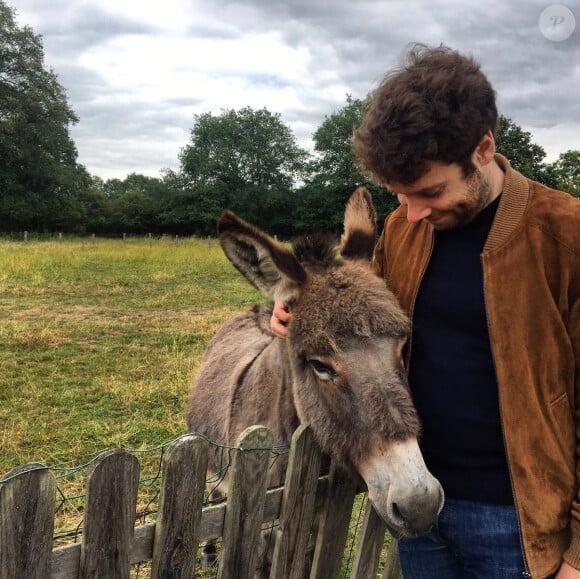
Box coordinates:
[50,544,81,579]
[350,500,387,579]
[382,539,402,579]
[79,449,140,579]
[270,425,322,579]
[310,468,358,579]
[217,425,274,579]
[0,463,56,579]
[151,435,209,578]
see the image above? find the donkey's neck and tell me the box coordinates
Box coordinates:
[256,336,300,443]
[225,316,300,446]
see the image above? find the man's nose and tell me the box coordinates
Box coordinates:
[400,196,431,223]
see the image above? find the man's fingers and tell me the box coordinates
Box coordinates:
[271,301,292,338]
[273,301,291,320]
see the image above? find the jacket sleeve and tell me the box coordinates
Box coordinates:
[563,260,580,568]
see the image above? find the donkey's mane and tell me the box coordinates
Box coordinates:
[292,233,339,266]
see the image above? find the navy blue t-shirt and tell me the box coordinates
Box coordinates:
[408,195,513,505]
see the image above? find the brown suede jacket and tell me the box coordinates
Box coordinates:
[372,154,580,578]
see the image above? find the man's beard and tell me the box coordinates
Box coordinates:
[430,170,493,231]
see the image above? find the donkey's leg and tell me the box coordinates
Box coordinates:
[201,542,218,568]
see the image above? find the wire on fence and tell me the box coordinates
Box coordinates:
[0,432,290,550]
[0,432,376,578]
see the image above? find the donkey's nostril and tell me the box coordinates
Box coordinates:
[390,501,404,524]
[390,499,423,528]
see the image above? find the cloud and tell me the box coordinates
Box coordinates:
[9,0,579,178]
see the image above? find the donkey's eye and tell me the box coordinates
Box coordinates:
[308,359,337,380]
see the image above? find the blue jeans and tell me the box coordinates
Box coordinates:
[398,498,544,578]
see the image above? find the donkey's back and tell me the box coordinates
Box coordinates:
[186,305,293,468]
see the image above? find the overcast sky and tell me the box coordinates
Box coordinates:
[9,0,580,180]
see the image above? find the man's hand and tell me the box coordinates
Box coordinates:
[271,301,291,338]
[556,561,580,578]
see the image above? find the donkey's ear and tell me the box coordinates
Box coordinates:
[218,211,307,302]
[340,187,377,261]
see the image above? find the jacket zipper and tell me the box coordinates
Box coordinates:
[481,253,531,578]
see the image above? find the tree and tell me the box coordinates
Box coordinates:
[77,177,111,233]
[551,150,580,198]
[178,107,308,235]
[495,116,558,188]
[311,95,368,188]
[95,173,173,233]
[299,95,397,234]
[0,0,84,230]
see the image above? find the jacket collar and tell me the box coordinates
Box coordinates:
[483,154,530,253]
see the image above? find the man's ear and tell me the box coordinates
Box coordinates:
[218,211,307,303]
[473,130,496,167]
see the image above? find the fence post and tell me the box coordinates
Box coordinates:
[24,231,28,243]
[349,499,387,579]
[151,435,209,578]
[217,425,274,579]
[382,539,402,579]
[0,463,56,579]
[309,467,357,579]
[79,449,140,579]
[270,425,322,579]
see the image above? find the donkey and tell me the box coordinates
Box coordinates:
[186,188,443,558]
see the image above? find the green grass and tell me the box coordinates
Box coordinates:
[0,237,261,474]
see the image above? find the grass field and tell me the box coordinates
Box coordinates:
[0,235,387,577]
[0,236,262,475]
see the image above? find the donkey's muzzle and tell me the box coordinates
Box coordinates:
[358,437,444,538]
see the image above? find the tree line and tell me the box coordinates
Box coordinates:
[1,1,579,237]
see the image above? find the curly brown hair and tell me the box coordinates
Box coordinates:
[353,44,498,185]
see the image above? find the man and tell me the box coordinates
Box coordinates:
[271,45,580,578]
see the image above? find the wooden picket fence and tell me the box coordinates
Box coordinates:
[0,425,402,579]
